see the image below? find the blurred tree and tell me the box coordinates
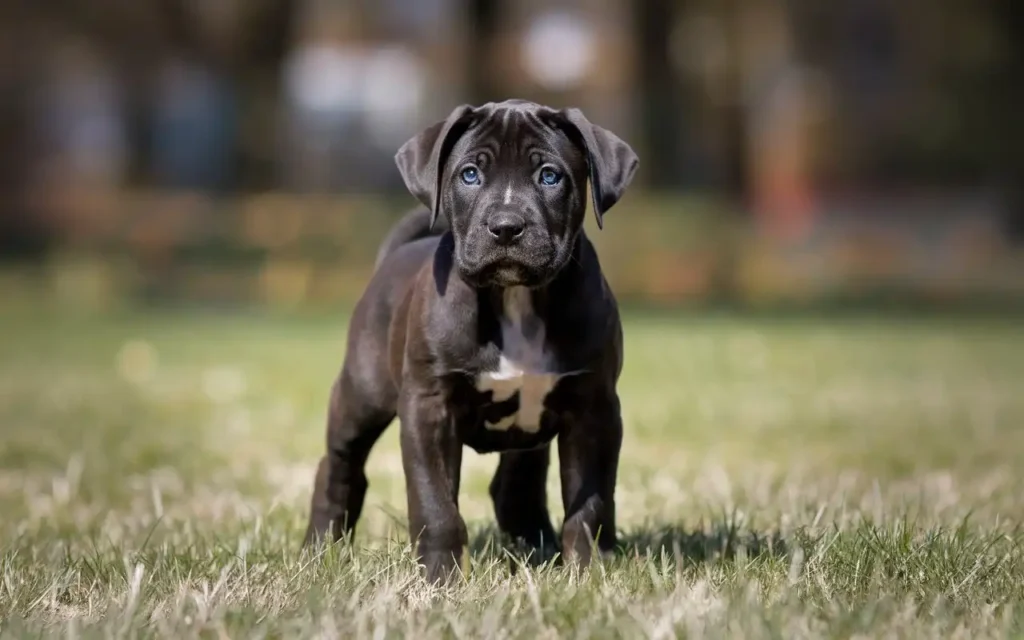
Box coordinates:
[633,0,687,190]
[0,2,51,259]
[466,0,501,103]
[989,0,1024,243]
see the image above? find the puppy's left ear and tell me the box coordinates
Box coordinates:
[556,108,639,229]
[395,104,476,230]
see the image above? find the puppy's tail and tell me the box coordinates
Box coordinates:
[374,207,450,269]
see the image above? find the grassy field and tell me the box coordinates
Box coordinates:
[1,302,1023,638]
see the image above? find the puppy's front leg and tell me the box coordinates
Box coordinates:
[558,391,622,568]
[399,388,466,584]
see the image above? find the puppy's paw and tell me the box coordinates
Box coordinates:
[417,547,468,586]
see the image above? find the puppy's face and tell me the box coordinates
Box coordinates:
[441,109,588,288]
[396,100,638,289]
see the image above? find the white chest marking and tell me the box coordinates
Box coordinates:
[475,286,560,433]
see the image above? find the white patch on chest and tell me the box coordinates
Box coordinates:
[475,286,560,433]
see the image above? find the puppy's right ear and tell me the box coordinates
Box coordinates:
[395,105,475,230]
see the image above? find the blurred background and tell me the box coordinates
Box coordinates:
[1,0,1022,311]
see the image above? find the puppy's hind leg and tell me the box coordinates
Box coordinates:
[304,366,396,547]
[489,447,557,555]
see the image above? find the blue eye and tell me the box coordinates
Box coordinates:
[461,166,480,185]
[539,167,562,186]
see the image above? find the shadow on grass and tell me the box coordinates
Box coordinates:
[617,522,789,565]
[466,520,790,572]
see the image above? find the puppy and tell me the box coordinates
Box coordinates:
[304,99,638,583]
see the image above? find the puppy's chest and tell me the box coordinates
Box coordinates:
[475,355,560,434]
[472,288,563,434]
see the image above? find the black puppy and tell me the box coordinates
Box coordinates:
[304,99,638,584]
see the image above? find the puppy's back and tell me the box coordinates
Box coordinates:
[374,207,451,269]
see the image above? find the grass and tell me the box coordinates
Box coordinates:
[1,301,1023,638]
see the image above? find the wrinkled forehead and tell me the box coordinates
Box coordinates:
[449,106,584,169]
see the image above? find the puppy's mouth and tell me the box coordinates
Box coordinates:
[454,233,576,288]
[459,257,553,288]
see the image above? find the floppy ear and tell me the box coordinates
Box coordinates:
[395,104,475,230]
[556,108,639,229]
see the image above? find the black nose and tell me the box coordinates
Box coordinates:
[486,214,526,246]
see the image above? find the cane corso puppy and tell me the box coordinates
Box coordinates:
[304,99,639,584]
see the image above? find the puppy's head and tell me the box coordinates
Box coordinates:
[395,99,638,288]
